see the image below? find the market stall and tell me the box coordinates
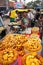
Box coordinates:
[0,27,43,65]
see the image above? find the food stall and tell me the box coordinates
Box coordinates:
[0,26,43,65]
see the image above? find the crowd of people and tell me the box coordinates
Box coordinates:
[10,9,43,28]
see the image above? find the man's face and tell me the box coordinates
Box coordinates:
[23,12,27,16]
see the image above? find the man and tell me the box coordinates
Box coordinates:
[35,9,40,26]
[21,11,30,30]
[28,10,34,27]
[10,10,18,22]
[35,9,40,20]
[28,10,34,20]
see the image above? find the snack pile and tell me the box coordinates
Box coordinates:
[0,34,28,56]
[0,33,43,65]
[30,33,39,38]
[32,27,39,33]
[0,48,18,65]
[24,36,42,52]
[15,43,25,56]
[0,34,16,50]
[14,34,28,44]
[22,53,43,65]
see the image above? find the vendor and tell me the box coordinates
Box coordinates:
[21,11,30,30]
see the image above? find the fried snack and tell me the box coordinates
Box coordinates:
[15,43,25,56]
[1,34,16,49]
[22,53,43,65]
[30,33,39,38]
[1,34,28,50]
[0,48,18,65]
[15,34,28,44]
[32,27,39,33]
[24,37,42,52]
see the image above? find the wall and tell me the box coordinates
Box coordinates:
[0,0,6,6]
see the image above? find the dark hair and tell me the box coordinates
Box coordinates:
[36,9,40,12]
[16,10,18,13]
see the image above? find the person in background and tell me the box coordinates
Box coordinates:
[21,11,30,30]
[28,10,34,20]
[15,11,22,21]
[15,10,19,18]
[35,9,40,20]
[9,10,18,22]
[34,9,40,26]
[39,13,43,56]
[18,12,23,20]
[39,13,43,40]
[39,14,43,26]
[28,10,34,27]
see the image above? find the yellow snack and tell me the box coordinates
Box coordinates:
[30,33,39,38]
[32,27,39,33]
[24,37,42,52]
[1,34,16,49]
[0,48,18,65]
[22,53,43,65]
[26,56,40,65]
[15,43,25,56]
[3,54,8,60]
[0,34,28,50]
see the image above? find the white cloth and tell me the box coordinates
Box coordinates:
[28,12,34,20]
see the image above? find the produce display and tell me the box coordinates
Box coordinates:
[22,53,43,65]
[23,36,42,52]
[0,48,18,65]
